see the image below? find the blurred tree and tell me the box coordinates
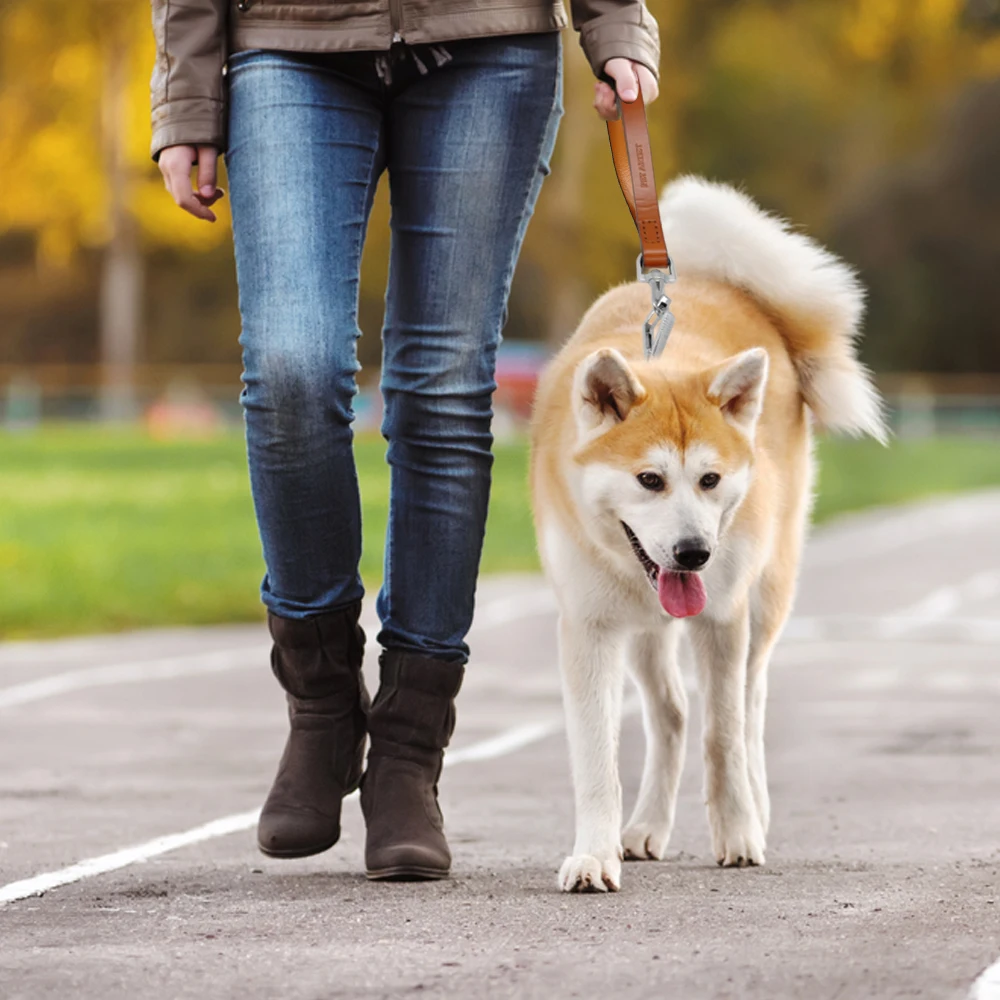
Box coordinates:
[0,0,232,411]
[837,78,1000,371]
[0,2,232,255]
[0,0,998,379]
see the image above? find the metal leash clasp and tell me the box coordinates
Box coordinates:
[637,254,676,359]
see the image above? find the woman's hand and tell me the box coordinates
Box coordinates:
[158,144,225,222]
[594,59,659,121]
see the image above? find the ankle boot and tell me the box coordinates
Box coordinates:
[361,650,464,880]
[257,603,369,858]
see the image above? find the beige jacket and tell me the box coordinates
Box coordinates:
[150,0,660,159]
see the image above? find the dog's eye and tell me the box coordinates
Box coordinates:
[637,472,665,492]
[700,472,721,490]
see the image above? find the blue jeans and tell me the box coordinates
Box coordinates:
[226,36,562,663]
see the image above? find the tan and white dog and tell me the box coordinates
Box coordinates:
[530,177,887,893]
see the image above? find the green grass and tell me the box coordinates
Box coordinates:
[811,435,1000,523]
[2,427,999,639]
[0,427,535,639]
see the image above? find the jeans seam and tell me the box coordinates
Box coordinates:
[494,40,563,344]
[343,126,382,610]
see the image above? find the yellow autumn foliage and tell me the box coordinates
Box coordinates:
[0,0,995,275]
[0,0,229,267]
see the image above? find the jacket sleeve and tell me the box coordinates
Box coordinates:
[568,0,660,81]
[149,0,229,160]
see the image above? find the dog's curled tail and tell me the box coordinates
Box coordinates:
[660,176,888,444]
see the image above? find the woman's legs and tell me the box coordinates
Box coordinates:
[376,33,563,662]
[226,38,563,870]
[227,50,385,619]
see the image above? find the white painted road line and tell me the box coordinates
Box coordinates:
[845,667,904,692]
[0,810,261,907]
[0,590,557,713]
[804,491,1000,569]
[0,708,569,906]
[970,957,1000,1000]
[469,588,557,629]
[6,612,1000,713]
[880,569,1000,637]
[0,646,267,711]
[445,719,563,765]
[2,552,998,713]
[782,615,1000,644]
[0,695,641,907]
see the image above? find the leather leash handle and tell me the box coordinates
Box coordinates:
[605,85,671,272]
[602,74,676,358]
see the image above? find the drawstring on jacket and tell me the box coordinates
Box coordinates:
[429,45,452,68]
[375,42,452,87]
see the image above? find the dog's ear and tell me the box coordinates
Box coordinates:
[573,348,646,437]
[707,348,769,439]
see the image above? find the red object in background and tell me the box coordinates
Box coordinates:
[494,342,549,422]
[145,381,222,439]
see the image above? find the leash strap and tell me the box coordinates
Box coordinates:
[605,84,676,358]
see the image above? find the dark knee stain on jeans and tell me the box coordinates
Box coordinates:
[244,350,356,448]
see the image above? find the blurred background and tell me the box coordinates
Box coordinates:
[1,0,999,638]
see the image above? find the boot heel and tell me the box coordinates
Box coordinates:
[366,864,449,881]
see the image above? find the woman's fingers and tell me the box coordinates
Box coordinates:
[604,57,639,102]
[158,144,221,222]
[594,59,661,121]
[195,144,224,203]
[594,57,637,121]
[594,80,619,121]
[635,64,659,105]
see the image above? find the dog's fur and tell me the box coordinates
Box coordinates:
[530,177,887,892]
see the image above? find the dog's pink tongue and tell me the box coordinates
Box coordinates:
[657,570,707,618]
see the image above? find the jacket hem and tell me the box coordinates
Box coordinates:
[230,5,567,54]
[582,33,659,79]
[579,9,659,79]
[150,114,226,161]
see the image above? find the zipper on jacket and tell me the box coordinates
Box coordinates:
[389,0,403,42]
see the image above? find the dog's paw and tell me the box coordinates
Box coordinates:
[558,853,622,893]
[711,812,766,868]
[621,822,671,861]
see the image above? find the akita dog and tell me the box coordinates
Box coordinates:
[530,177,887,892]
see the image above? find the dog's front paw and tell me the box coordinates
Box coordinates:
[558,852,622,893]
[622,821,671,861]
[710,810,766,868]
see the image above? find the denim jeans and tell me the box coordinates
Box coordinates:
[225,35,562,663]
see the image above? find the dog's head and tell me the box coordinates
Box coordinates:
[571,346,769,618]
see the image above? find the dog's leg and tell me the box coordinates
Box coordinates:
[747,578,800,835]
[745,625,780,836]
[690,607,766,867]
[621,626,687,861]
[557,615,626,893]
[747,496,808,835]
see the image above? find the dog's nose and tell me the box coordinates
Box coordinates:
[673,538,710,570]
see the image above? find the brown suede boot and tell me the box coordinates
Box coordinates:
[257,604,369,858]
[361,650,464,880]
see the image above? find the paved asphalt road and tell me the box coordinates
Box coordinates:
[2,491,1000,999]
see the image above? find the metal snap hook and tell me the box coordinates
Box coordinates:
[636,254,676,358]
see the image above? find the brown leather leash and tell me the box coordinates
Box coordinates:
[605,85,676,358]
